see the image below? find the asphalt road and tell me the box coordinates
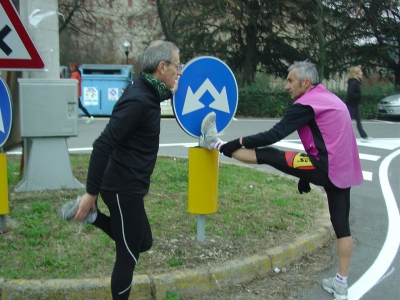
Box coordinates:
[157,117,400,299]
[12,116,400,299]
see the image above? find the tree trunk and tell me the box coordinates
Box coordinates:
[156,0,177,43]
[243,24,257,86]
[396,42,400,89]
[315,0,326,79]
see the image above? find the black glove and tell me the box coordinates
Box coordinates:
[297,179,311,194]
[220,138,242,158]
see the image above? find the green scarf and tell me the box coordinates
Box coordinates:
[143,72,170,96]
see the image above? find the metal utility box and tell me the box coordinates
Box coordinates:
[18,79,78,137]
[80,64,133,116]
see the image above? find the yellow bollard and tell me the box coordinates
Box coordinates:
[188,147,218,214]
[0,152,9,214]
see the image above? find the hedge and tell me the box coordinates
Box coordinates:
[236,85,398,119]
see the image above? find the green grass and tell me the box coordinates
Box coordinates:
[0,154,326,280]
[165,291,180,300]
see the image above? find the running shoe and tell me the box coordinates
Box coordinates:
[59,196,97,223]
[199,112,222,150]
[322,277,348,300]
[360,136,373,143]
[85,116,95,124]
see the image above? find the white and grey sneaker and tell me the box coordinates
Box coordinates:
[59,195,97,232]
[85,116,94,124]
[199,112,223,150]
[360,136,373,143]
[322,277,348,300]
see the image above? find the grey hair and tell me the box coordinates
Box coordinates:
[140,40,180,74]
[287,60,319,85]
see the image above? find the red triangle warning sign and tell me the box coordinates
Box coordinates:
[0,0,45,70]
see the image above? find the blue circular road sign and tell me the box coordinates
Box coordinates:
[0,76,13,147]
[173,56,238,138]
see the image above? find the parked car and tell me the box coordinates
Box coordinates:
[377,94,400,117]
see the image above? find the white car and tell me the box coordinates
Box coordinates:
[377,94,400,117]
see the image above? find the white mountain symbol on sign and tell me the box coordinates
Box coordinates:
[182,78,230,115]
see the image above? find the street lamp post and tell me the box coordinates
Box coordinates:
[123,41,130,64]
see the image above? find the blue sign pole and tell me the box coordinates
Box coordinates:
[0,75,12,233]
[173,56,238,138]
[0,76,13,148]
[173,56,238,243]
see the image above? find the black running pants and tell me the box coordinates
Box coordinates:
[92,192,152,300]
[255,147,351,239]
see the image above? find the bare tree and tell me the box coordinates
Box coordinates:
[58,0,160,66]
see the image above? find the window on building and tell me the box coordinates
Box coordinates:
[109,0,113,8]
[88,19,95,31]
[147,15,153,28]
[128,0,133,6]
[128,17,133,29]
[108,40,113,53]
[88,43,95,54]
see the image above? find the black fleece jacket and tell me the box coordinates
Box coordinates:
[86,74,170,196]
[345,78,362,107]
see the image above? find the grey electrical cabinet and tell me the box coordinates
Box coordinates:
[18,79,78,137]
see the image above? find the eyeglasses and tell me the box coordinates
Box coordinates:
[165,61,184,70]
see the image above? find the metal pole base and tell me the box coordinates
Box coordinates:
[0,215,7,233]
[15,137,83,192]
[197,214,206,243]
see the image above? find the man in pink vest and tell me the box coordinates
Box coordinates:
[200,60,363,300]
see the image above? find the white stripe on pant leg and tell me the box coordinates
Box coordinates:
[119,283,133,295]
[116,194,137,295]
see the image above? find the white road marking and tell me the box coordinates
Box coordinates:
[272,141,378,181]
[160,143,198,148]
[274,141,380,161]
[68,147,93,152]
[6,139,396,184]
[349,148,400,299]
[359,153,380,161]
[362,171,373,181]
[357,138,400,150]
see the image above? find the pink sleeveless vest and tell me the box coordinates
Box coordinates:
[295,85,363,188]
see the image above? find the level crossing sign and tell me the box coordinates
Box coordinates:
[0,0,44,70]
[0,76,12,147]
[173,56,238,138]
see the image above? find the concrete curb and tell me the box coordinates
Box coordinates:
[153,222,333,300]
[0,218,334,300]
[1,160,334,299]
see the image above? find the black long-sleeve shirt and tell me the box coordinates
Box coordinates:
[345,78,361,107]
[242,104,328,173]
[86,74,167,196]
[242,104,314,148]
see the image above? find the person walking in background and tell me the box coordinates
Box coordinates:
[60,41,182,300]
[69,62,95,124]
[345,66,371,142]
[199,60,363,300]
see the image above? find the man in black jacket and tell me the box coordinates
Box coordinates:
[59,40,182,300]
